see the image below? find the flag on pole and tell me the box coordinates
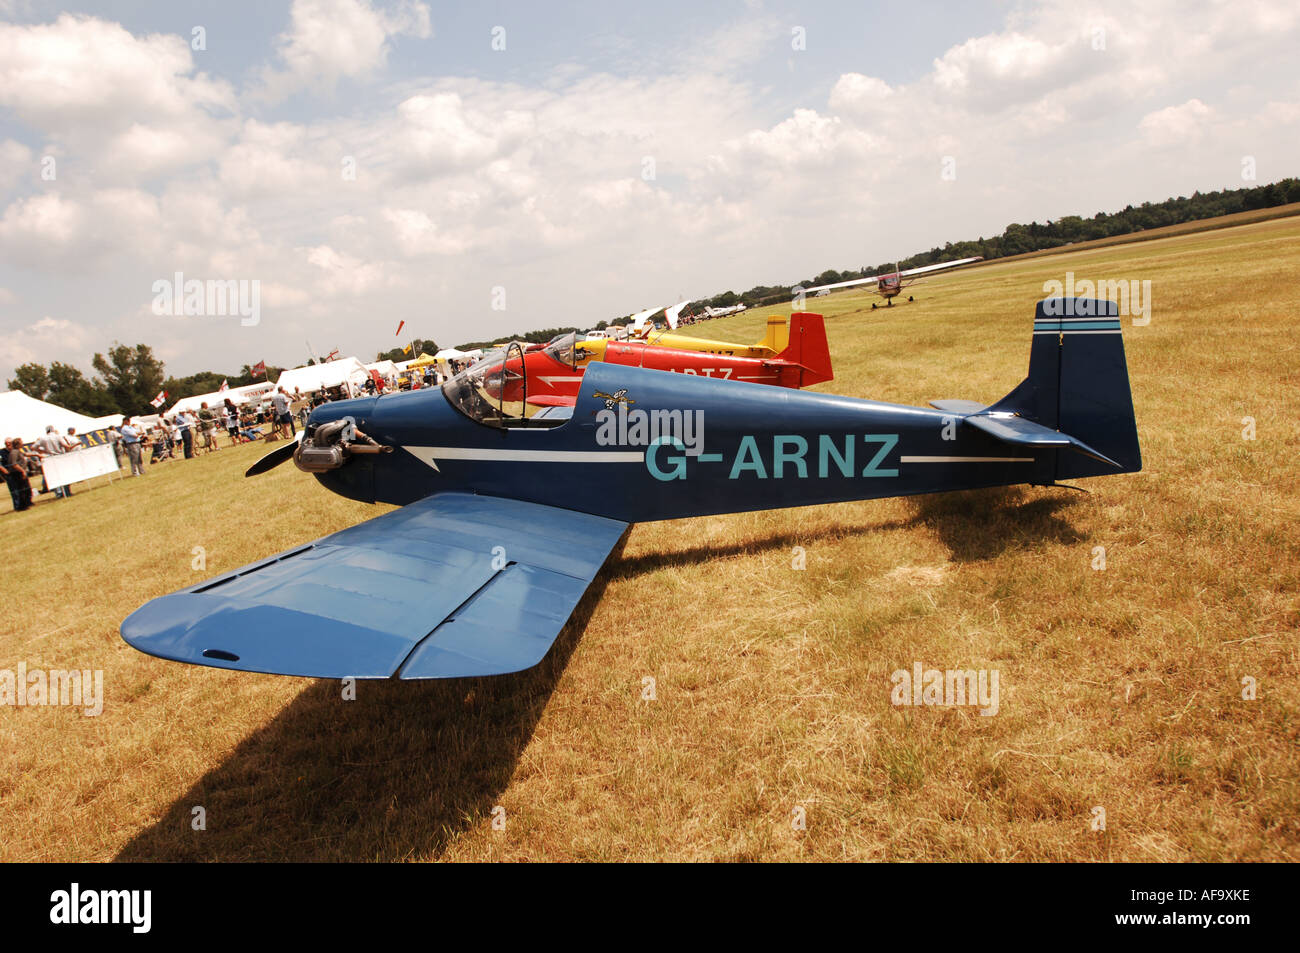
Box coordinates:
[219,379,228,392]
[403,343,413,354]
[150,390,167,408]
[252,360,266,378]
[326,348,340,362]
[395,320,405,337]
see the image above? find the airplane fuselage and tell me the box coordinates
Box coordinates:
[878,274,902,298]
[309,361,1053,525]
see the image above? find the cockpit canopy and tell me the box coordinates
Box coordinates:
[442,340,573,428]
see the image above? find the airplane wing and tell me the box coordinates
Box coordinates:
[804,257,982,294]
[897,256,983,279]
[120,492,628,680]
[803,274,882,294]
[628,306,662,332]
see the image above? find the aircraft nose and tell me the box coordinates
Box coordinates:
[307,396,378,430]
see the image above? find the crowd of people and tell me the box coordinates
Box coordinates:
[1,366,463,512]
[117,388,313,477]
[1,382,370,511]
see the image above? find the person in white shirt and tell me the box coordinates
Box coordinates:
[174,411,195,458]
[37,425,73,498]
[271,388,294,439]
[119,418,145,476]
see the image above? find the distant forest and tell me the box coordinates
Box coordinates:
[9,178,1298,414]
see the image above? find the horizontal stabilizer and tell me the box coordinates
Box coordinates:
[929,399,987,415]
[963,414,1121,468]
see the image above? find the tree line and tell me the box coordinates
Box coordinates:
[8,344,284,418]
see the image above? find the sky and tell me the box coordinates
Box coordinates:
[0,0,1297,378]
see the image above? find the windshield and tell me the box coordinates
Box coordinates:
[543,332,577,370]
[442,342,571,427]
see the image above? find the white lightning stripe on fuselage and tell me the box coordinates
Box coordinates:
[900,455,1034,463]
[407,446,643,466]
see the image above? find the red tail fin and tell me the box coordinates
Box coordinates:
[775,312,833,386]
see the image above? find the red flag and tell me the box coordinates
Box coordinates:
[252,360,266,378]
[326,348,340,362]
[395,320,405,337]
[150,390,167,408]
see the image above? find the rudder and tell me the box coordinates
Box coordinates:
[775,312,834,387]
[989,298,1141,480]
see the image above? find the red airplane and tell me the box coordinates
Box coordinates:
[469,312,832,412]
[804,256,982,308]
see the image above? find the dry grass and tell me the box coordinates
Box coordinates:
[2,216,1297,862]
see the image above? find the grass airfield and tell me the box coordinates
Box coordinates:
[2,215,1298,862]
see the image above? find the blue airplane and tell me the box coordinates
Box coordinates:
[121,299,1140,680]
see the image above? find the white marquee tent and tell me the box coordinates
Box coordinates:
[0,390,121,444]
[166,381,274,416]
[275,357,370,397]
[86,413,126,431]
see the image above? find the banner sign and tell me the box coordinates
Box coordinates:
[42,444,119,486]
[78,428,116,448]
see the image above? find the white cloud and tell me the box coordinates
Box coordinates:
[0,189,164,269]
[829,74,896,119]
[257,0,432,100]
[0,139,34,195]
[218,120,333,196]
[0,14,234,129]
[0,14,237,183]
[0,315,89,371]
[1139,98,1214,147]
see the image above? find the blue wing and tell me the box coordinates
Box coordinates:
[120,493,628,679]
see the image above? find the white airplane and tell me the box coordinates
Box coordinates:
[703,304,747,318]
[804,256,982,308]
[629,300,691,334]
[627,305,664,334]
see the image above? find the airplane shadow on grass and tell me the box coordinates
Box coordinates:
[115,486,1081,861]
[905,485,1084,562]
[608,485,1083,578]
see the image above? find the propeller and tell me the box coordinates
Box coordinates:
[244,432,303,478]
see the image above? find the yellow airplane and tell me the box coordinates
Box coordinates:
[630,314,791,359]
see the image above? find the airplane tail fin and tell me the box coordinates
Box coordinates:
[931,299,1141,481]
[988,298,1141,479]
[775,312,834,387]
[759,314,790,353]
